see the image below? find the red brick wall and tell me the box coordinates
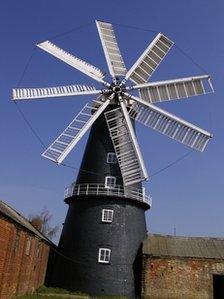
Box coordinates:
[0,215,50,299]
[142,255,224,299]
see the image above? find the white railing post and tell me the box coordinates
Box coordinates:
[65,183,151,207]
[86,184,89,195]
[142,187,145,203]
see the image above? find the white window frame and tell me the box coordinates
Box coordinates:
[102,209,114,223]
[107,152,117,164]
[105,176,116,189]
[98,248,111,264]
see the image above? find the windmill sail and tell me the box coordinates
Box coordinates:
[125,33,173,84]
[131,75,213,103]
[127,94,212,152]
[42,96,111,163]
[37,41,106,83]
[12,84,101,100]
[105,105,148,186]
[96,20,127,77]
[13,20,213,174]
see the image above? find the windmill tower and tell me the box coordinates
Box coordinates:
[12,21,214,297]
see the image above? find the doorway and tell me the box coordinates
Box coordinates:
[213,274,224,299]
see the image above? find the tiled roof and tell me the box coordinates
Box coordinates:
[143,234,224,260]
[0,200,51,243]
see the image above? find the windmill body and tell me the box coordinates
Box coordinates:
[13,20,214,297]
[49,108,149,297]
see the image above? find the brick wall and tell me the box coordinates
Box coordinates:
[0,214,50,299]
[142,255,224,299]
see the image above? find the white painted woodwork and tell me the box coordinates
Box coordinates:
[96,20,127,77]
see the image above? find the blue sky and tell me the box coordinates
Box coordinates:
[1,0,223,241]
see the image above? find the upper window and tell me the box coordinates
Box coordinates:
[105,176,116,188]
[102,209,114,223]
[107,152,117,164]
[98,248,111,263]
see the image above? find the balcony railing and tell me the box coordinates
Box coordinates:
[64,183,152,207]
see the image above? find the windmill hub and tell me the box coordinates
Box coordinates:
[113,85,122,93]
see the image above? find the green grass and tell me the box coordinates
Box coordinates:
[93,297,126,298]
[37,285,87,295]
[37,286,70,294]
[18,296,126,299]
[16,286,127,298]
[17,295,126,299]
[17,296,68,299]
[36,286,126,297]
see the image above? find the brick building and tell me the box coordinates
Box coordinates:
[142,234,224,299]
[0,200,52,299]
[3,196,224,299]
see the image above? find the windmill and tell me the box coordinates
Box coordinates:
[12,21,214,297]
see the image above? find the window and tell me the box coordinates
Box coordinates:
[98,248,111,263]
[107,152,117,164]
[102,209,114,223]
[25,237,32,256]
[105,176,116,188]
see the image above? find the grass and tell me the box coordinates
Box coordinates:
[16,286,88,298]
[94,296,126,298]
[37,286,72,294]
[18,296,126,299]
[17,296,67,299]
[16,286,127,298]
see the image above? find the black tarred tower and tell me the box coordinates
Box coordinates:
[49,103,151,297]
[13,20,214,298]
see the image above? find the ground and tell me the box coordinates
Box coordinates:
[16,286,126,299]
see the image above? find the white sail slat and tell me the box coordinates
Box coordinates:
[105,106,148,186]
[42,97,110,163]
[96,21,127,77]
[128,95,212,152]
[12,84,100,100]
[125,33,174,84]
[37,41,105,83]
[131,75,213,103]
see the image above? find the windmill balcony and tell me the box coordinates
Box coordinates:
[64,183,152,208]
